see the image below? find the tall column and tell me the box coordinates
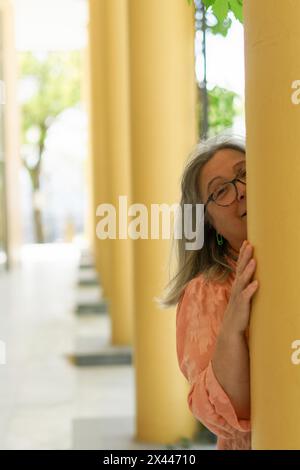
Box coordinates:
[103,0,134,345]
[88,0,133,345]
[244,0,300,449]
[88,0,112,300]
[1,0,21,267]
[82,45,94,250]
[128,0,198,444]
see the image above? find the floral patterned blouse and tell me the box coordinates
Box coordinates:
[176,255,251,450]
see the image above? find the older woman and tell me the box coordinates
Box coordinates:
[161,135,259,450]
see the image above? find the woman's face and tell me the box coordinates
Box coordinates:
[199,148,247,254]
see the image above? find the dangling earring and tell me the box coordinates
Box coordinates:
[216,232,224,246]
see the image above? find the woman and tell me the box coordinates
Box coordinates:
[160,135,259,450]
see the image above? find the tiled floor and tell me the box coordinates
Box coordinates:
[0,244,215,450]
[0,244,130,449]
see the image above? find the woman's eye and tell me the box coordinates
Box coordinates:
[215,187,226,197]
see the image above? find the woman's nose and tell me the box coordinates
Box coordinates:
[237,182,246,201]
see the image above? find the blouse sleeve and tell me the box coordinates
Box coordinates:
[176,275,251,439]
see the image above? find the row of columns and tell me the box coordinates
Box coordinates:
[2,0,299,451]
[88,0,300,449]
[88,0,198,444]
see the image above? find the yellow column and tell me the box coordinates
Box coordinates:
[103,0,133,345]
[244,0,300,449]
[1,0,21,267]
[88,0,112,300]
[128,0,198,444]
[88,0,133,344]
[82,46,94,249]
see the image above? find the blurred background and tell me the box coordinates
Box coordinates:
[0,0,244,450]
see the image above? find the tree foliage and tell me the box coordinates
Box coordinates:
[20,51,81,149]
[197,85,240,137]
[208,86,239,135]
[19,51,81,242]
[188,0,243,25]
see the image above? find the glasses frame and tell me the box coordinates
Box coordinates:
[204,174,246,213]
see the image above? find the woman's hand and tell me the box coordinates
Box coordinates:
[222,240,259,336]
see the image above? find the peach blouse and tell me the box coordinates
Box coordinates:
[176,255,251,450]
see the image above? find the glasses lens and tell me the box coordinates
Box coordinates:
[212,168,246,206]
[238,169,246,183]
[213,183,236,206]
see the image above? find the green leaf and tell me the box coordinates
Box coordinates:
[202,0,216,7]
[186,0,193,5]
[212,0,229,22]
[210,17,232,37]
[229,0,243,23]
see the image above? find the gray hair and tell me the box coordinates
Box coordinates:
[157,133,246,308]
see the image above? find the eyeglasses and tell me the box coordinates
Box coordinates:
[204,168,246,212]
